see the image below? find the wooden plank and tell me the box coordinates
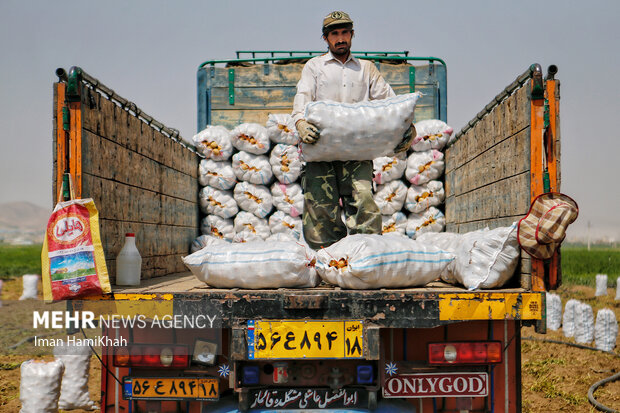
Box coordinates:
[449,85,530,169]
[445,172,530,225]
[81,139,198,204]
[446,216,521,233]
[54,83,65,205]
[82,173,198,226]
[210,104,437,130]
[204,62,440,88]
[446,128,530,196]
[106,254,189,283]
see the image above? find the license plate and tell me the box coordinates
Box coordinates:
[123,377,219,401]
[249,388,368,410]
[383,372,488,398]
[247,320,364,359]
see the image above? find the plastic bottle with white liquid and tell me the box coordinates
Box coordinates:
[116,233,142,286]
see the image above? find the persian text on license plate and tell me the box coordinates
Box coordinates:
[248,320,364,359]
[123,377,219,401]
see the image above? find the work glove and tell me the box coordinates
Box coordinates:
[296,119,320,145]
[394,123,416,153]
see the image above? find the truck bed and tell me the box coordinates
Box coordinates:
[106,273,540,329]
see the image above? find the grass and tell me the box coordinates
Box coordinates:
[561,246,620,287]
[0,244,43,279]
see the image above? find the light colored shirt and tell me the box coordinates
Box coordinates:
[291,51,396,124]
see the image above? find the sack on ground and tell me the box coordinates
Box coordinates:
[381,212,407,235]
[594,308,618,352]
[232,151,273,185]
[269,210,302,240]
[562,299,580,338]
[266,113,299,145]
[546,292,562,331]
[411,119,454,152]
[234,211,270,240]
[199,159,236,190]
[201,215,235,241]
[193,125,233,160]
[199,186,238,219]
[191,234,229,253]
[234,182,273,218]
[271,182,304,217]
[315,233,454,289]
[405,180,445,213]
[19,274,39,300]
[41,198,111,301]
[405,150,445,185]
[595,274,608,297]
[406,207,445,239]
[270,144,303,184]
[575,302,594,344]
[374,180,407,215]
[231,123,270,155]
[373,153,406,184]
[301,93,421,162]
[54,342,97,411]
[20,359,65,413]
[183,241,319,289]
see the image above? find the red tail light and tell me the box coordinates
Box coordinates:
[113,344,190,368]
[428,342,502,365]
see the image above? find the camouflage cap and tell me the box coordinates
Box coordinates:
[322,11,353,31]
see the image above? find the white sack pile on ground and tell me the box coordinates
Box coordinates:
[594,308,618,352]
[574,302,595,344]
[20,359,64,413]
[546,292,562,331]
[562,299,581,338]
[595,274,608,297]
[301,93,421,162]
[53,342,97,410]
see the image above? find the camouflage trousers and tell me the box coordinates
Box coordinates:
[301,160,381,249]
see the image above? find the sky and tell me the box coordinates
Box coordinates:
[0,0,618,241]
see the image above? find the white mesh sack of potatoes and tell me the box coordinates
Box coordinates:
[193,125,233,160]
[231,123,270,155]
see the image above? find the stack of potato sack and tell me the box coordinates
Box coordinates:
[192,114,304,248]
[373,119,454,239]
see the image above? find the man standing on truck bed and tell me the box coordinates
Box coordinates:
[292,11,413,250]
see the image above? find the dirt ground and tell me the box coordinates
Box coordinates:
[0,279,618,412]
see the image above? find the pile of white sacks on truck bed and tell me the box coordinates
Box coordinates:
[187,96,520,290]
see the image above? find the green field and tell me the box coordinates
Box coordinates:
[0,244,43,279]
[561,246,620,287]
